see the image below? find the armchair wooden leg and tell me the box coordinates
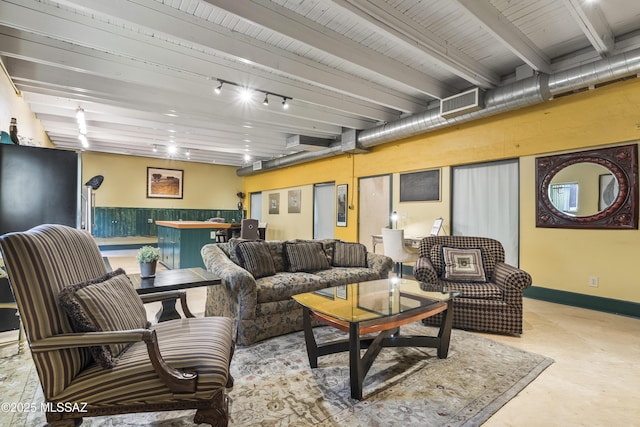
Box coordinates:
[193,390,229,427]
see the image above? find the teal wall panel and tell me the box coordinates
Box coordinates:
[92,207,244,238]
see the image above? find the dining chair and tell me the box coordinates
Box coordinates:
[240,218,260,240]
[381,228,419,277]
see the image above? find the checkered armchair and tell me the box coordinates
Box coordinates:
[413,236,532,335]
[0,225,234,426]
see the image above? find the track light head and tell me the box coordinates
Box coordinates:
[263,93,269,106]
[282,97,289,109]
[214,81,223,94]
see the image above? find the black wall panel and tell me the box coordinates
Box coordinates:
[0,144,78,235]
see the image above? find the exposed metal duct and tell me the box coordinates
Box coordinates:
[237,47,640,176]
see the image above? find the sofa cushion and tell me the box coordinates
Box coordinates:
[59,268,149,369]
[441,246,488,282]
[439,281,504,300]
[236,241,276,279]
[284,242,330,272]
[256,272,326,303]
[332,241,367,267]
[314,267,381,286]
[264,240,287,272]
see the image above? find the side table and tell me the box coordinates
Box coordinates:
[128,268,221,322]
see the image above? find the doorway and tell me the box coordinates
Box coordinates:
[358,175,391,253]
[250,192,262,220]
[451,159,520,266]
[314,183,335,240]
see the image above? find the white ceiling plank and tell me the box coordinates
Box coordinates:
[453,0,551,74]
[561,0,614,57]
[334,0,500,89]
[0,32,375,133]
[202,0,455,99]
[0,1,397,122]
[53,0,428,114]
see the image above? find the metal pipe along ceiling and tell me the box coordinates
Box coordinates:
[236,47,640,176]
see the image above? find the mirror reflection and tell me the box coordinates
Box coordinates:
[548,163,619,217]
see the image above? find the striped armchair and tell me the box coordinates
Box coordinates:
[413,236,532,335]
[0,225,234,426]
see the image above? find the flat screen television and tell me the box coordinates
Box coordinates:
[0,144,79,236]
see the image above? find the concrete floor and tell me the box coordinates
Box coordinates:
[2,249,639,426]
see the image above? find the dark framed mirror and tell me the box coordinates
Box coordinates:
[536,144,638,229]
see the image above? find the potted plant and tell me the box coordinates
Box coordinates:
[136,245,160,278]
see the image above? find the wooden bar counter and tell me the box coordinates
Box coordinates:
[156,220,240,269]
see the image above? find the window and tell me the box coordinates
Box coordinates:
[549,183,578,213]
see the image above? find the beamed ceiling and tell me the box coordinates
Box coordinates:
[1,0,640,167]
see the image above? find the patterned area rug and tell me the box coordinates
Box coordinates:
[0,323,552,426]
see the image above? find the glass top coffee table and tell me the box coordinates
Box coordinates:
[292,277,459,400]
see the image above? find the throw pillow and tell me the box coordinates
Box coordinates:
[332,241,367,267]
[59,268,149,369]
[235,241,276,279]
[284,242,330,272]
[440,246,488,282]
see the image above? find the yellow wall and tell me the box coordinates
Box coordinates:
[82,152,242,209]
[244,78,640,304]
[259,186,314,240]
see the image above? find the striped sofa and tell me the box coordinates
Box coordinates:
[0,225,234,427]
[413,236,532,335]
[202,238,393,346]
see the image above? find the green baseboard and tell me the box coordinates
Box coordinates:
[524,286,640,319]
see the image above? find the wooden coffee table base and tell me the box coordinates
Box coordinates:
[301,300,454,400]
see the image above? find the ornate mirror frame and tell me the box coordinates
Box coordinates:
[536,144,638,229]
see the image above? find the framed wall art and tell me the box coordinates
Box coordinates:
[288,189,301,213]
[269,193,280,214]
[336,184,348,226]
[147,167,183,199]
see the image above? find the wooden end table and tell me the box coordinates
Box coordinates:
[128,267,220,322]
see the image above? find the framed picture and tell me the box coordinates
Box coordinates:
[269,193,280,214]
[336,184,348,227]
[147,167,183,199]
[599,173,619,211]
[399,169,440,202]
[288,189,301,213]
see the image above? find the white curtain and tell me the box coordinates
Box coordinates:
[452,159,520,266]
[250,192,262,220]
[314,183,335,240]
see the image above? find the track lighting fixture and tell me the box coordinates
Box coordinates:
[76,107,88,147]
[76,107,87,135]
[78,134,88,148]
[212,78,291,109]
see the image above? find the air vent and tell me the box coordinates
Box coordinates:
[252,160,263,171]
[440,88,484,119]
